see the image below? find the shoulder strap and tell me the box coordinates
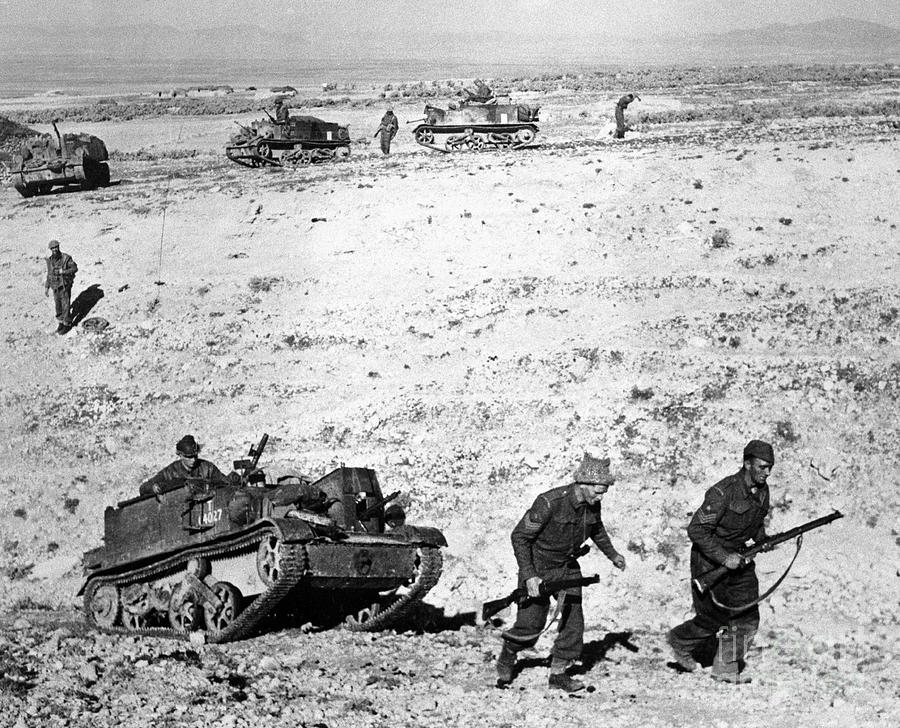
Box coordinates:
[710,535,804,613]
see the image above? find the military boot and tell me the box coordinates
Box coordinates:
[711,671,752,684]
[495,644,516,688]
[711,627,750,684]
[548,673,585,693]
[665,629,697,672]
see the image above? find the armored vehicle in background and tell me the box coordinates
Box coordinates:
[226,114,351,167]
[11,122,110,197]
[80,435,446,642]
[411,99,540,152]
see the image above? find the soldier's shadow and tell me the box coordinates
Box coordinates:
[69,284,104,327]
[571,631,639,674]
[510,632,639,679]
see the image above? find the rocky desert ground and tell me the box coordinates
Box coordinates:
[0,66,898,727]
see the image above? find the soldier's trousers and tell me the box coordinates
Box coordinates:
[379,131,392,154]
[52,284,72,325]
[668,548,759,676]
[614,107,626,139]
[502,569,584,662]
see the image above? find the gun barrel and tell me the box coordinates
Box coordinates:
[482,574,599,621]
[358,490,400,521]
[693,510,844,593]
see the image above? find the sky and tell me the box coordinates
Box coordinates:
[1,0,897,37]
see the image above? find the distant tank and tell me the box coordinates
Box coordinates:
[11,122,110,197]
[226,113,351,167]
[80,435,446,642]
[411,99,540,152]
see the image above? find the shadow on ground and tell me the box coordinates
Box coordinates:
[69,284,104,328]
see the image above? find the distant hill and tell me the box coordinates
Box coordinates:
[695,17,900,50]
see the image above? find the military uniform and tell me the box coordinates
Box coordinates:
[377,111,399,154]
[44,242,77,330]
[667,469,769,679]
[504,485,622,662]
[275,101,289,124]
[139,458,227,496]
[614,93,636,139]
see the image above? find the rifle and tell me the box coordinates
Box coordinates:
[357,490,400,521]
[482,574,599,622]
[693,510,843,594]
[232,433,269,485]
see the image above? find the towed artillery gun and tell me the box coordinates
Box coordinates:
[11,122,110,197]
[411,97,540,153]
[226,112,351,167]
[80,435,446,642]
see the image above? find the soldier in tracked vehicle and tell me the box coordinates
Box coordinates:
[139,435,228,497]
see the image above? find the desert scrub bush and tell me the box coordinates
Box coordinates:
[710,227,732,248]
[775,420,800,442]
[248,276,281,293]
[629,385,654,401]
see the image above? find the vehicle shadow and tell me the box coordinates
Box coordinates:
[391,602,478,634]
[69,284,104,328]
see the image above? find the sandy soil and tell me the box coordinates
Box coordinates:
[0,77,898,727]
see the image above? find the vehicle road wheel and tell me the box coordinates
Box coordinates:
[256,141,272,160]
[86,583,120,628]
[515,127,536,145]
[168,582,202,632]
[256,535,282,585]
[344,600,382,629]
[414,128,435,145]
[203,581,242,638]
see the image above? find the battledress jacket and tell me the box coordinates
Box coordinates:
[45,253,77,290]
[379,113,399,139]
[139,458,228,496]
[687,470,769,566]
[511,485,619,582]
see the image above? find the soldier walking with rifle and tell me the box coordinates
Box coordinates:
[666,440,775,683]
[493,453,626,693]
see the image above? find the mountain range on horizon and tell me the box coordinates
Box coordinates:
[0,17,897,64]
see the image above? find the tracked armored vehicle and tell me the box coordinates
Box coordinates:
[11,122,110,197]
[411,99,540,152]
[226,114,351,167]
[80,435,446,642]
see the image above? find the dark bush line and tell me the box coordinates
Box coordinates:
[637,99,900,125]
[5,64,898,125]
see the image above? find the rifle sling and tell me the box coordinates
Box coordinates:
[711,535,804,613]
[501,591,568,644]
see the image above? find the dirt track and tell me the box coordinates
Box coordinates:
[0,76,898,726]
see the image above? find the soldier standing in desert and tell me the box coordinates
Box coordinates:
[44,239,77,334]
[614,93,639,139]
[375,107,399,154]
